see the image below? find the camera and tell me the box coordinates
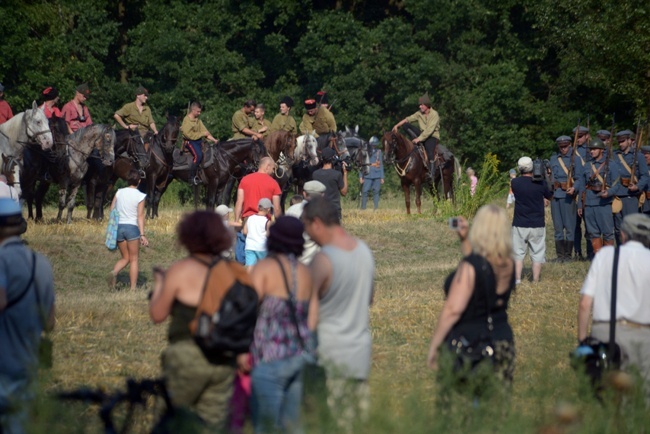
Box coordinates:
[448,217,459,230]
[332,155,350,173]
[78,115,86,122]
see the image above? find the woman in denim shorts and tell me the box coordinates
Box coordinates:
[109,169,148,289]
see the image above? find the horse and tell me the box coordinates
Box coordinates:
[264,130,296,163]
[335,126,370,176]
[287,133,319,195]
[21,118,115,223]
[1,154,19,194]
[0,101,53,196]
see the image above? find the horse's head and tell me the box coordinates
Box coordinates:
[382,132,397,164]
[296,134,319,166]
[159,115,180,154]
[26,101,53,150]
[49,115,68,148]
[1,154,17,185]
[355,138,370,176]
[285,132,297,161]
[99,126,116,166]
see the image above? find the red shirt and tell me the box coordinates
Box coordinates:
[238,172,281,218]
[61,100,93,132]
[39,103,62,119]
[0,100,13,125]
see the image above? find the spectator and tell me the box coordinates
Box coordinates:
[0,83,14,125]
[312,147,348,221]
[466,167,478,196]
[302,196,375,429]
[0,175,19,202]
[61,84,92,134]
[0,198,55,434]
[511,157,552,284]
[38,87,62,119]
[149,211,236,430]
[248,216,317,433]
[108,169,148,290]
[506,169,516,209]
[289,194,304,208]
[243,198,273,268]
[427,205,516,389]
[113,86,158,136]
[578,213,650,399]
[286,180,327,265]
[216,204,238,260]
[360,136,385,210]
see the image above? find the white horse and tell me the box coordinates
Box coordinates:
[0,101,53,196]
[295,133,319,166]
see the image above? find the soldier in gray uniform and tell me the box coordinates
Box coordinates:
[360,136,385,210]
[572,125,593,260]
[613,129,648,244]
[640,145,650,215]
[596,129,612,147]
[549,135,581,261]
[577,138,620,255]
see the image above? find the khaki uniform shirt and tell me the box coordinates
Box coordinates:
[299,106,336,137]
[231,109,253,139]
[181,115,208,141]
[406,109,440,141]
[252,118,272,138]
[115,102,155,135]
[270,113,297,133]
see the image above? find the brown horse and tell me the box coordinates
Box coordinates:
[383,131,456,214]
[264,130,296,163]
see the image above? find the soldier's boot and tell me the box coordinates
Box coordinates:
[564,240,574,261]
[553,240,565,263]
[429,161,436,179]
[590,238,604,256]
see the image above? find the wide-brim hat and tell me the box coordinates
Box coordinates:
[268,216,305,248]
[304,99,317,110]
[76,83,90,96]
[42,86,59,101]
[136,85,149,96]
[280,96,294,107]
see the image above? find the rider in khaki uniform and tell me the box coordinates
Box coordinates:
[299,99,336,149]
[230,99,262,141]
[252,103,271,139]
[113,86,158,136]
[269,96,297,134]
[181,101,219,185]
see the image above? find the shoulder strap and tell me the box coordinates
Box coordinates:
[617,154,632,175]
[609,246,620,361]
[270,255,305,350]
[558,157,569,176]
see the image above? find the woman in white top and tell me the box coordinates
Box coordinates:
[109,169,148,289]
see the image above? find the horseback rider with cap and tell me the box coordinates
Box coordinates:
[181,101,219,185]
[269,96,297,134]
[38,87,62,119]
[231,99,263,141]
[61,83,93,135]
[299,97,336,150]
[113,86,158,136]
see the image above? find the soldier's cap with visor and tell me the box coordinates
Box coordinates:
[76,83,90,96]
[280,96,294,108]
[587,138,606,149]
[596,129,611,138]
[555,135,572,145]
[0,198,28,236]
[135,86,149,97]
[572,126,589,135]
[616,129,635,141]
[640,145,650,154]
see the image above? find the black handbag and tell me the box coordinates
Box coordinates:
[447,258,497,374]
[570,246,622,390]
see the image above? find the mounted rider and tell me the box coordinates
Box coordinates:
[61,83,93,134]
[38,87,62,119]
[181,101,219,185]
[230,99,263,141]
[299,97,336,151]
[252,103,271,139]
[113,86,158,137]
[269,96,297,134]
[392,93,450,176]
[0,83,14,125]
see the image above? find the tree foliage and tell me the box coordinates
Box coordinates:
[1,0,648,170]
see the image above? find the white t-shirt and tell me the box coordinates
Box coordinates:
[115,187,147,226]
[245,214,268,252]
[580,241,650,324]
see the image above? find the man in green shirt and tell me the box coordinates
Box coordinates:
[252,103,271,139]
[231,99,263,141]
[269,96,297,134]
[299,98,337,150]
[181,101,219,185]
[392,93,441,175]
[113,86,158,136]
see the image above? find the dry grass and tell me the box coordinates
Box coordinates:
[26,195,649,433]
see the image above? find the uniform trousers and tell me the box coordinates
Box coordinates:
[551,196,576,241]
[361,178,381,210]
[584,204,614,241]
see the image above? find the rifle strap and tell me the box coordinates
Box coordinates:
[558,157,569,176]
[617,154,633,176]
[590,162,606,185]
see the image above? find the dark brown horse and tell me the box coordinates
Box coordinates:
[383,131,456,214]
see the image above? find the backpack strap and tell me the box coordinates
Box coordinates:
[270,255,305,350]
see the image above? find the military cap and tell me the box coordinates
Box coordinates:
[640,146,650,153]
[280,96,294,107]
[369,136,380,147]
[135,85,149,96]
[76,83,90,96]
[555,135,572,144]
[42,86,59,101]
[572,126,589,134]
[418,93,432,107]
[615,129,634,140]
[304,99,317,110]
[316,91,329,105]
[596,130,611,138]
[587,138,606,149]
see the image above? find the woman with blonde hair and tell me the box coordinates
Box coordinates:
[427,205,516,386]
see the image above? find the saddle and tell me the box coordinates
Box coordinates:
[172,141,215,171]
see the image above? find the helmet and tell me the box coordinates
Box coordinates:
[369,136,379,147]
[587,138,606,149]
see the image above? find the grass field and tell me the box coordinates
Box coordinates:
[21,187,650,433]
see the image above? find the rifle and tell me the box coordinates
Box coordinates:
[630,116,642,184]
[603,114,615,189]
[567,118,581,189]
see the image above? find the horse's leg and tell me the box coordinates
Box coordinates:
[65,183,81,224]
[415,180,423,214]
[57,186,67,222]
[401,179,411,215]
[193,184,199,210]
[35,181,50,222]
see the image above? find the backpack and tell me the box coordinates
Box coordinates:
[189,257,258,356]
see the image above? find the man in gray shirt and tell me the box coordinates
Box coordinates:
[302,196,375,429]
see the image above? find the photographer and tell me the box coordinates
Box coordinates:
[312,147,348,221]
[511,157,552,284]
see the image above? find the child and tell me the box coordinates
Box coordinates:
[243,198,272,267]
[506,169,517,208]
[216,204,241,259]
[466,167,478,196]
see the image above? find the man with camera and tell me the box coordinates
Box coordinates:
[61,83,93,135]
[312,147,348,221]
[511,156,552,284]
